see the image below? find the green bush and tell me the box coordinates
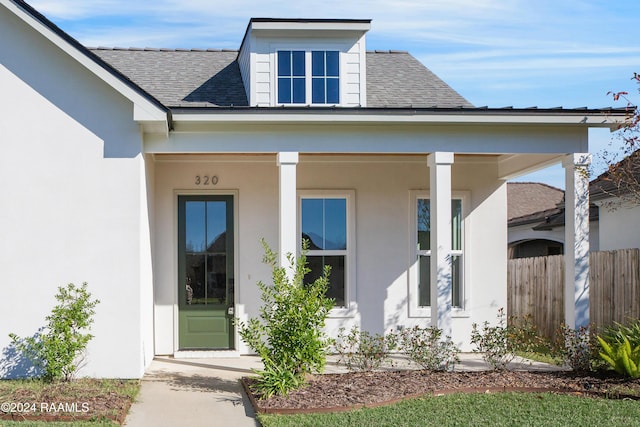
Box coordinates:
[470,308,514,370]
[398,325,460,371]
[10,283,100,382]
[597,320,640,379]
[601,319,640,349]
[237,239,334,397]
[334,326,398,372]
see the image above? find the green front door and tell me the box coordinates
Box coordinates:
[178,195,234,350]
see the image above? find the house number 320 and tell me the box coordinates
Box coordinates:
[195,175,219,186]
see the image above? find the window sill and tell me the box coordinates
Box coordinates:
[327,303,358,319]
[408,307,470,319]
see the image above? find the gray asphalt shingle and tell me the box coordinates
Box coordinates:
[91,48,472,109]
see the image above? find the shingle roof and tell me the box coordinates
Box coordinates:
[366,51,472,108]
[507,182,564,222]
[590,149,640,201]
[90,48,473,109]
[91,48,248,107]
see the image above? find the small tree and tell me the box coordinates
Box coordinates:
[595,72,640,206]
[238,239,334,397]
[10,283,100,382]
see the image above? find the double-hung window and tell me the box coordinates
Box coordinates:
[412,193,465,315]
[311,51,339,104]
[277,50,340,105]
[277,50,306,104]
[300,194,351,308]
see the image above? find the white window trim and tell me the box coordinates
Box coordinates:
[298,189,357,318]
[408,190,470,318]
[271,42,348,107]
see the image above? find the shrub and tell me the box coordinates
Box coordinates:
[398,325,460,371]
[597,336,640,378]
[507,314,552,355]
[10,283,100,382]
[554,324,599,372]
[237,239,334,397]
[470,308,514,370]
[334,326,398,372]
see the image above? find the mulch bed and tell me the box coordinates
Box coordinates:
[0,379,135,425]
[242,370,640,415]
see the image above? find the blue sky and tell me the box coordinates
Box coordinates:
[29,0,640,188]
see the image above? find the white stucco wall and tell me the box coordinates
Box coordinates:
[597,201,640,251]
[152,155,507,353]
[0,6,152,378]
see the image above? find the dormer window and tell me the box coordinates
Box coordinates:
[277,50,306,104]
[312,51,339,104]
[276,50,340,105]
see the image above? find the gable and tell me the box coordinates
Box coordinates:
[1,0,168,126]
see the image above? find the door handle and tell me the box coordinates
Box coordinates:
[227,306,235,315]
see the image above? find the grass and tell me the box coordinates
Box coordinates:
[258,392,640,427]
[0,378,139,426]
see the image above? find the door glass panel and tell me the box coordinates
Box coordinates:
[185,254,206,305]
[206,201,227,252]
[185,202,206,252]
[207,254,227,304]
[183,200,229,306]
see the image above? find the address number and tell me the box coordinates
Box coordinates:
[195,175,219,186]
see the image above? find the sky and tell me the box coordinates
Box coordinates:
[27,0,640,189]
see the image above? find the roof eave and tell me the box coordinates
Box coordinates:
[167,107,628,127]
[4,0,170,129]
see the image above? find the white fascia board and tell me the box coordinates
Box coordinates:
[170,111,624,128]
[3,0,167,125]
[250,21,371,32]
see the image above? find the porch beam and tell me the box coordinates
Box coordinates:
[563,153,591,329]
[427,152,454,336]
[277,152,299,271]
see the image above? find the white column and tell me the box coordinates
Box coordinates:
[563,153,591,329]
[427,152,454,336]
[277,152,299,270]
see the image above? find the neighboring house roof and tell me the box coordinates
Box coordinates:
[507,181,602,231]
[91,48,473,109]
[590,149,640,201]
[507,182,564,223]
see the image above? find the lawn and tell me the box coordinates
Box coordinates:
[258,392,640,427]
[0,378,139,426]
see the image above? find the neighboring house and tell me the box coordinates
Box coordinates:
[507,183,600,258]
[507,183,566,258]
[590,150,640,251]
[0,0,627,378]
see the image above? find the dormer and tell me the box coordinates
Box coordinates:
[238,18,371,107]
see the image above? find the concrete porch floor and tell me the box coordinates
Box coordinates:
[124,354,562,426]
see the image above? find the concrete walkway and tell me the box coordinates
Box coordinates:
[124,354,561,426]
[124,356,263,427]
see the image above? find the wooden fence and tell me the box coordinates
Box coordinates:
[507,248,640,340]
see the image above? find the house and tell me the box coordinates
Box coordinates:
[0,0,627,378]
[590,150,640,251]
[507,182,600,258]
[507,182,566,258]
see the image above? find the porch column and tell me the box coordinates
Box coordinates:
[277,152,299,270]
[563,153,591,329]
[427,152,454,336]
